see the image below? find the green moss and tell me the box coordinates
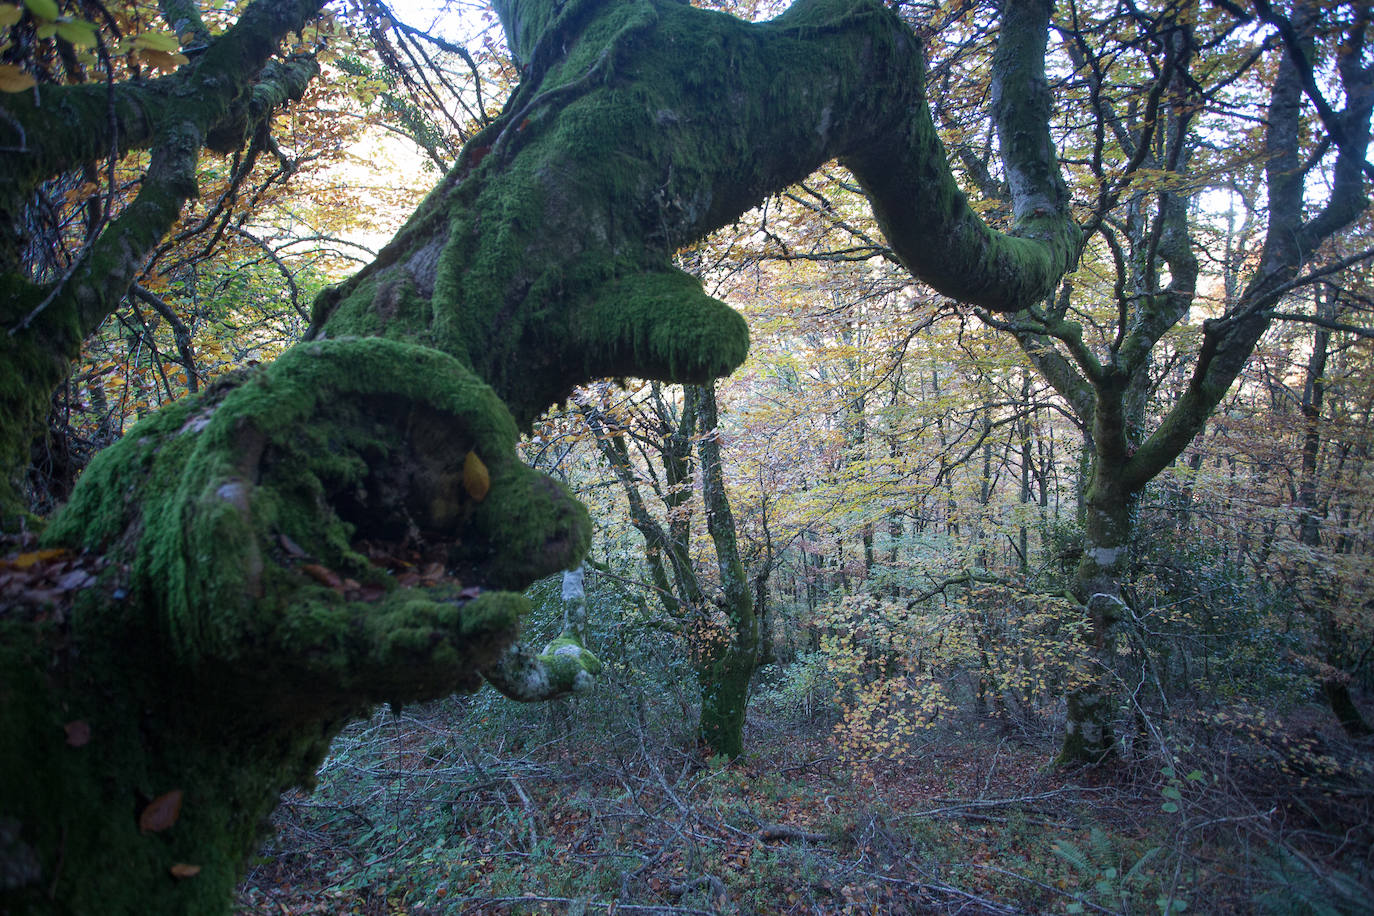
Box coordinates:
[47,337,588,662]
[313,0,829,427]
[4,338,596,911]
[537,634,603,693]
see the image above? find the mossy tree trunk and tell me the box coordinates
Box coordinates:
[689,382,759,759]
[4,0,1092,909]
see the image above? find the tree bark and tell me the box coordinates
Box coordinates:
[691,382,760,758]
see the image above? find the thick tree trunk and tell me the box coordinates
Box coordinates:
[1058,478,1134,764]
[2,340,573,914]
[1058,372,1137,764]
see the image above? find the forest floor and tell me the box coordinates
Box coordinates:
[233,689,1373,915]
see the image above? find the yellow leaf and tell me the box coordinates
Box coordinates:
[133,30,180,52]
[55,19,97,47]
[0,4,21,28]
[139,48,188,71]
[6,547,67,568]
[463,450,490,502]
[22,0,56,22]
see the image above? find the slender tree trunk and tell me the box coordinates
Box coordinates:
[691,383,760,758]
[1296,288,1373,737]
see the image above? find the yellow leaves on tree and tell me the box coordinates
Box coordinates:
[815,595,953,777]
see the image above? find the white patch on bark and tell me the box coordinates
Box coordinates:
[1090,546,1121,567]
[561,566,584,601]
[816,106,833,140]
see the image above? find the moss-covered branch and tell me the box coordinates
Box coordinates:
[3,338,589,913]
[0,1,326,519]
[312,0,1084,428]
[0,0,325,190]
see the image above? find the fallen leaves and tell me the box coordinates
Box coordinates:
[169,863,201,879]
[300,563,342,588]
[350,540,482,599]
[0,543,102,616]
[64,721,91,748]
[8,548,68,569]
[139,789,183,834]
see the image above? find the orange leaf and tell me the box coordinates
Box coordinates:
[64,721,91,747]
[139,789,183,833]
[169,863,201,879]
[463,451,490,502]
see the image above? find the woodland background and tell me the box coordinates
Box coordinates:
[3,0,1372,912]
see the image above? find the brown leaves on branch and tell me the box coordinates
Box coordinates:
[288,540,483,601]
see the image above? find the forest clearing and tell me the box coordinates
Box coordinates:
[1,0,1371,912]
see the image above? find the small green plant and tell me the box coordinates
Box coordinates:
[1053,827,1179,914]
[1157,764,1206,815]
[1253,848,1369,916]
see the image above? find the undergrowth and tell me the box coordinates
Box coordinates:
[234,677,1373,915]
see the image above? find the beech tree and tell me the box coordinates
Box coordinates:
[2,0,1366,911]
[578,380,762,758]
[965,0,1373,762]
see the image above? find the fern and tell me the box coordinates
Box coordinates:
[1053,838,1093,875]
[1254,849,1367,916]
[1088,827,1117,866]
[1123,846,1162,885]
